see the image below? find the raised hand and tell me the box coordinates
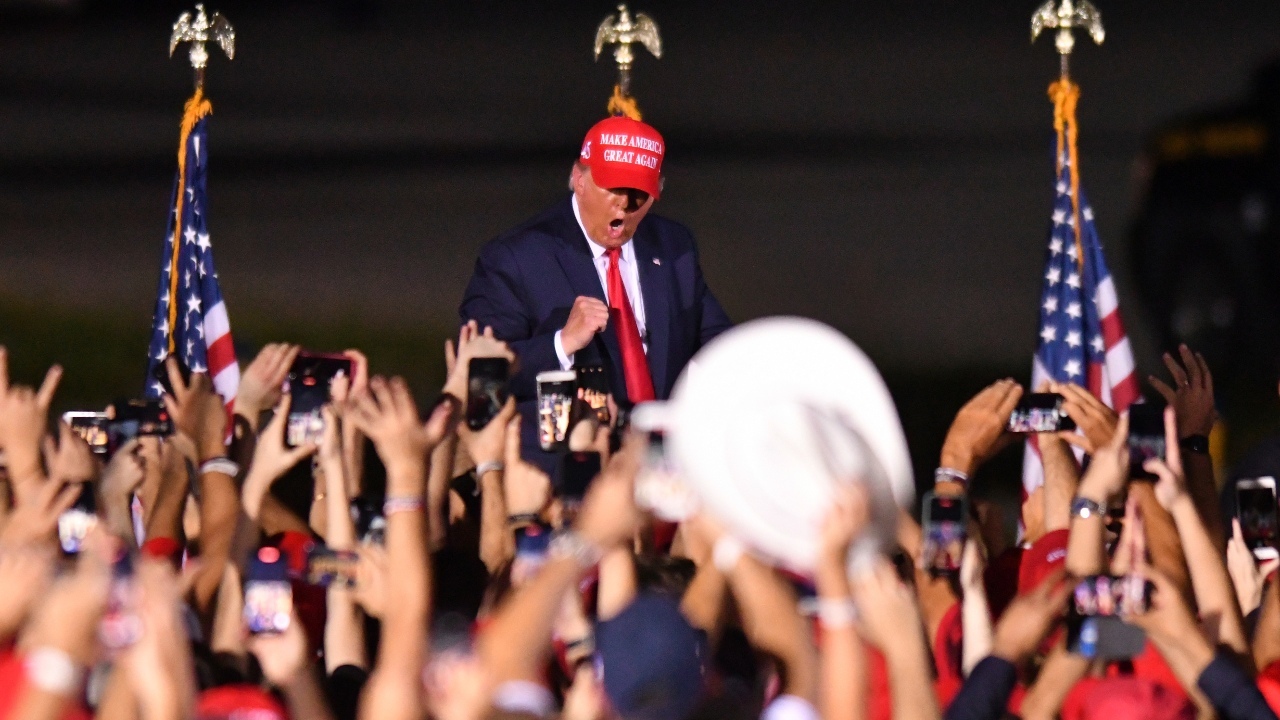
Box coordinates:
[850,558,925,652]
[162,356,227,461]
[939,379,1023,476]
[574,435,643,549]
[21,533,113,666]
[235,343,300,428]
[247,607,311,687]
[42,422,99,485]
[120,559,198,720]
[353,543,388,619]
[457,397,516,469]
[0,348,63,488]
[346,377,453,488]
[561,297,611,356]
[1076,412,1130,504]
[241,395,317,519]
[991,569,1072,665]
[1053,382,1119,454]
[1227,518,1278,616]
[443,322,516,401]
[1148,345,1217,439]
[817,485,869,571]
[1143,407,1187,510]
[0,471,79,548]
[0,545,55,642]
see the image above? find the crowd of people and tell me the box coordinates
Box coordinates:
[2,328,1280,720]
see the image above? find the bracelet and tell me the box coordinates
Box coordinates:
[816,598,859,629]
[508,512,543,528]
[548,531,603,569]
[475,460,504,478]
[200,457,240,477]
[383,496,425,515]
[24,647,83,696]
[1070,496,1106,520]
[1179,434,1210,455]
[935,467,969,488]
[712,536,746,574]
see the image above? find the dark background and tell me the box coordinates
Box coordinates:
[3,0,1279,493]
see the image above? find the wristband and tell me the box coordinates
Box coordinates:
[200,457,240,477]
[1179,434,1210,455]
[548,531,603,569]
[712,536,746,574]
[383,496,425,515]
[1070,496,1106,520]
[816,598,859,629]
[935,467,969,488]
[475,460,504,478]
[508,513,543,529]
[24,647,83,696]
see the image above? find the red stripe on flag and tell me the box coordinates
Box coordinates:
[1100,310,1126,347]
[1110,373,1140,411]
[206,333,236,376]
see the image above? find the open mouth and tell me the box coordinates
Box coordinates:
[609,218,624,230]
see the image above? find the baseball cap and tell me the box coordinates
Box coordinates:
[578,116,664,199]
[1061,677,1194,720]
[597,592,706,720]
[197,684,288,720]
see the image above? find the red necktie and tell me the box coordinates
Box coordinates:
[605,247,656,402]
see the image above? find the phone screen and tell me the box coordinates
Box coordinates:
[536,371,577,451]
[110,399,174,442]
[100,553,142,651]
[575,366,610,425]
[1067,575,1151,660]
[1008,393,1075,433]
[466,358,511,430]
[64,412,112,457]
[57,483,98,554]
[304,544,358,588]
[1237,481,1278,552]
[244,547,292,635]
[287,353,353,448]
[557,451,602,502]
[1127,404,1166,480]
[351,497,386,545]
[920,492,966,575]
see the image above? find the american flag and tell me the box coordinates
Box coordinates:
[1022,148,1139,494]
[145,102,240,409]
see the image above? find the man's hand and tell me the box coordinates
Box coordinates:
[42,423,99,486]
[1227,519,1278,616]
[0,545,54,641]
[354,543,388,619]
[443,322,516,401]
[1144,408,1188,511]
[574,436,642,548]
[247,608,311,687]
[0,471,79,548]
[22,532,112,665]
[851,559,925,653]
[235,344,300,428]
[458,397,516,468]
[162,357,228,460]
[346,377,453,492]
[939,379,1022,476]
[1053,382,1119,454]
[817,485,869,572]
[500,417,552,518]
[241,395,317,519]
[560,297,610,357]
[0,349,62,489]
[991,569,1071,665]
[1076,412,1130,504]
[1148,345,1217,439]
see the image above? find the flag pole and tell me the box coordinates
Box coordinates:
[593,4,662,121]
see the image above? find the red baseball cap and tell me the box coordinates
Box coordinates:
[578,116,665,199]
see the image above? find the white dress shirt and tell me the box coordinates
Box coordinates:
[553,195,648,369]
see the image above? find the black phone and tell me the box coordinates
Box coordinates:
[1236,478,1279,561]
[150,355,192,398]
[287,352,353,448]
[466,357,510,430]
[244,547,292,635]
[920,492,967,576]
[57,483,98,554]
[63,412,112,457]
[110,399,174,441]
[1127,404,1166,480]
[1008,393,1075,433]
[536,370,577,452]
[556,451,602,503]
[575,365,611,425]
[1066,574,1152,660]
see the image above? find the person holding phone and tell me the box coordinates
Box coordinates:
[459,115,732,469]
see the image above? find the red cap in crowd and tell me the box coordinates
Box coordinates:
[578,116,665,199]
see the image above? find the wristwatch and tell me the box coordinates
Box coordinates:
[1179,434,1210,455]
[1071,496,1106,520]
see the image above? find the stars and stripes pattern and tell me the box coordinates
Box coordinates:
[1022,150,1139,495]
[145,113,240,409]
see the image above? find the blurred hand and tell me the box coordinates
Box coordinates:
[1125,562,1202,644]
[0,472,79,548]
[247,608,310,687]
[443,322,516,401]
[939,379,1023,475]
[1076,412,1130,504]
[959,538,988,596]
[42,422,99,485]
[1144,408,1188,510]
[241,395,317,519]
[561,665,608,720]
[354,543,388,619]
[347,378,453,490]
[458,397,516,467]
[162,357,227,460]
[561,297,611,357]
[120,559,198,719]
[851,558,925,654]
[1053,382,1119,454]
[817,485,869,572]
[21,534,112,665]
[991,569,1071,665]
[500,417,551,517]
[1227,518,1278,616]
[0,351,63,488]
[574,435,643,548]
[235,344,300,427]
[100,438,146,501]
[1148,345,1217,439]
[0,545,54,641]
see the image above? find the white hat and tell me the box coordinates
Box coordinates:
[668,317,913,575]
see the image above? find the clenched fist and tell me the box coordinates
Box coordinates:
[561,296,610,356]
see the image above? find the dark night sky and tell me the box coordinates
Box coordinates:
[3,0,1279,373]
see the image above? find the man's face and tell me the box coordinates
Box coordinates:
[571,164,654,249]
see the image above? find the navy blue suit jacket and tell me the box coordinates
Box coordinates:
[459,196,732,469]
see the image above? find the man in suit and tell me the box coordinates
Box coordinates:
[459,115,732,466]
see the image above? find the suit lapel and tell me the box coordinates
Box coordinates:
[633,227,672,397]
[551,198,625,384]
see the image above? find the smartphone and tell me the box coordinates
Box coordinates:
[1008,393,1075,433]
[244,547,293,635]
[351,497,386,546]
[1066,574,1151,660]
[536,370,577,452]
[287,352,353,448]
[575,365,610,425]
[1127,404,1166,481]
[511,525,553,585]
[631,403,698,522]
[1236,477,1279,561]
[99,553,142,651]
[466,357,511,430]
[110,399,174,442]
[304,543,359,588]
[556,451,602,503]
[57,483,98,554]
[150,355,191,398]
[920,491,967,576]
[63,411,112,457]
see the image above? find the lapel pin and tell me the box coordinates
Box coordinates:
[653,258,661,266]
